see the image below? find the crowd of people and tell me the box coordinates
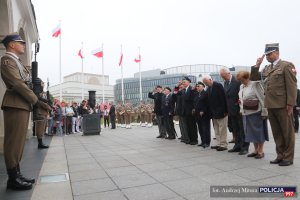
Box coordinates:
[0,32,298,191]
[147,43,297,168]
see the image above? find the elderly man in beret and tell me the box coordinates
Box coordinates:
[1,33,48,190]
[251,43,297,166]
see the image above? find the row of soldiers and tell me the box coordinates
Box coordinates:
[115,101,155,128]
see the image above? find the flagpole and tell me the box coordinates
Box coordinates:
[138,47,142,101]
[59,20,62,101]
[121,45,124,103]
[101,43,105,103]
[81,42,84,101]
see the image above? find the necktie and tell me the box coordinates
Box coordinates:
[224,80,229,91]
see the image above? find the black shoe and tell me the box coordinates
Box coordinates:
[228,148,241,153]
[190,141,198,145]
[229,140,235,143]
[185,141,191,144]
[202,144,209,148]
[238,150,248,155]
[278,160,293,166]
[211,145,219,149]
[213,137,216,140]
[156,135,163,138]
[178,137,182,140]
[197,143,204,147]
[18,173,35,184]
[270,159,282,164]
[7,177,33,190]
[38,143,49,149]
[216,147,228,151]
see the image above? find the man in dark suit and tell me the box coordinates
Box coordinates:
[148,85,166,138]
[181,77,198,145]
[220,68,249,155]
[203,75,228,151]
[1,34,48,190]
[162,87,176,139]
[109,102,116,129]
[193,81,211,148]
[172,81,188,143]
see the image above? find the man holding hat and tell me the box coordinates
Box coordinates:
[0,33,45,190]
[251,43,297,166]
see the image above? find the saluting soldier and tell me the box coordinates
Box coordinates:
[1,33,48,190]
[250,43,297,166]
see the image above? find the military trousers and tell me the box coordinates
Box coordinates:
[3,108,30,169]
[268,108,295,162]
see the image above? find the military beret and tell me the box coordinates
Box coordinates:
[196,81,205,87]
[182,76,191,82]
[2,33,25,47]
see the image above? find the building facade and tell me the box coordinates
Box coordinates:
[0,0,39,152]
[49,72,114,104]
[114,74,197,105]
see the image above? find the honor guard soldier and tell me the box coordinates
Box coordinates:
[116,101,126,128]
[1,33,49,190]
[124,102,133,129]
[145,103,154,127]
[34,78,51,149]
[251,43,297,166]
[139,101,147,127]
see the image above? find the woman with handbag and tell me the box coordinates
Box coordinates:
[237,71,269,159]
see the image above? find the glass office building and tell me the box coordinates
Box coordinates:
[114,74,197,105]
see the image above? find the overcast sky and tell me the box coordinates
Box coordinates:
[31,0,300,86]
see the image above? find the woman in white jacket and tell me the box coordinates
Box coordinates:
[237,71,269,159]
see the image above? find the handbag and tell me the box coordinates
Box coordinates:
[243,99,259,110]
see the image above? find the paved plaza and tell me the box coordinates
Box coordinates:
[0,124,299,200]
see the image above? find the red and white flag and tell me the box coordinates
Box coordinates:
[52,24,61,37]
[134,55,141,63]
[91,48,103,58]
[78,49,84,59]
[119,53,123,66]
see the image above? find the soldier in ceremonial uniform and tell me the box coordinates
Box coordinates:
[34,79,51,149]
[124,102,133,129]
[139,101,147,127]
[116,101,125,128]
[145,103,154,127]
[1,33,49,190]
[250,43,297,166]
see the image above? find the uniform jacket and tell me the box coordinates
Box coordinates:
[148,92,163,115]
[1,55,37,111]
[172,88,184,116]
[224,76,241,116]
[161,94,175,116]
[207,81,228,119]
[250,60,297,108]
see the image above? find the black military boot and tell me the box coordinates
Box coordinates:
[16,164,35,183]
[38,138,49,149]
[7,167,33,190]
